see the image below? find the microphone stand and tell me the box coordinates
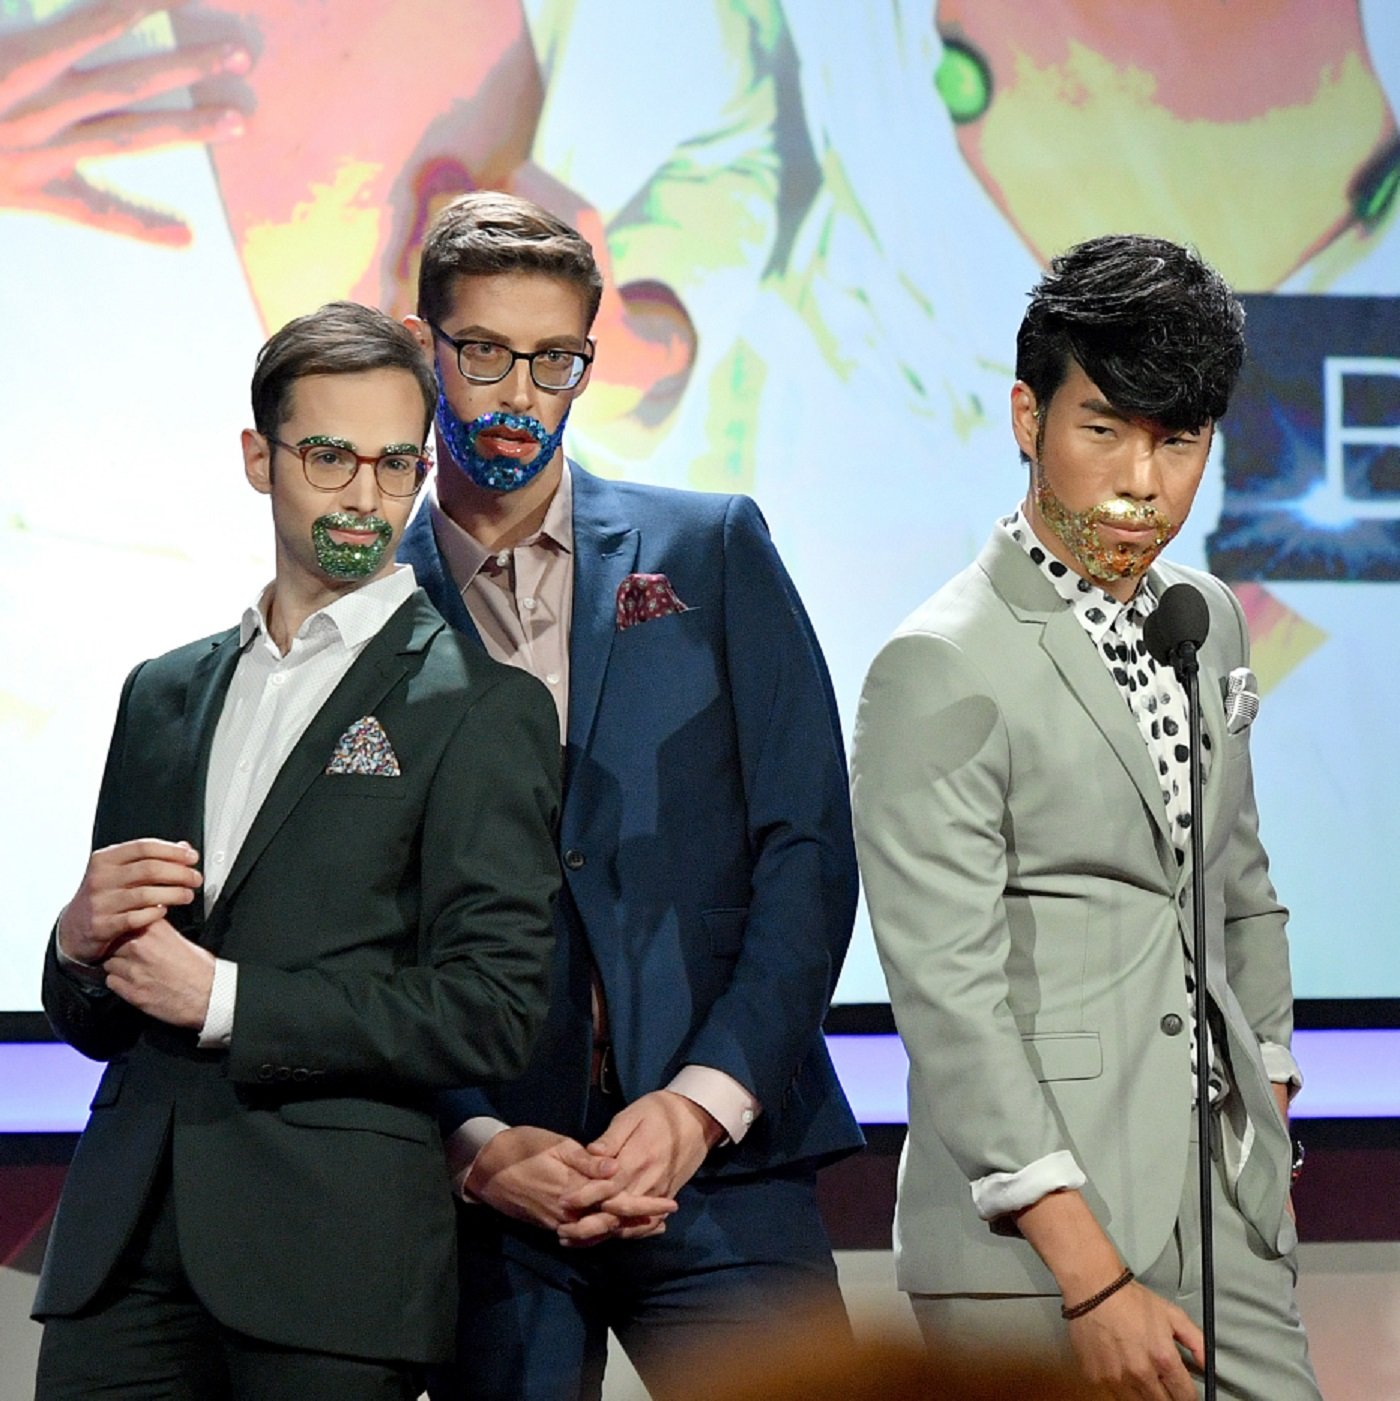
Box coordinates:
[1172,637,1217,1400]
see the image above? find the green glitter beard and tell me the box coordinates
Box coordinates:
[311,512,393,580]
[1034,470,1177,585]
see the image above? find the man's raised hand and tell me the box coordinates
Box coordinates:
[58,838,202,966]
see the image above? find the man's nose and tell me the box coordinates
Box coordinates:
[1116,437,1162,501]
[501,359,536,411]
[343,460,383,516]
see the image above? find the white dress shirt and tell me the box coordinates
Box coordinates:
[196,566,419,1047]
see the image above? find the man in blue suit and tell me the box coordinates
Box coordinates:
[399,190,863,1400]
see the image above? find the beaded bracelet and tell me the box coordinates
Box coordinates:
[1060,1267,1135,1321]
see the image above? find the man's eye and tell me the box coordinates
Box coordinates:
[464,341,501,358]
[380,456,416,474]
[539,349,571,364]
[311,449,346,467]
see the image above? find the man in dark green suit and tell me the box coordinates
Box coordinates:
[32,302,561,1401]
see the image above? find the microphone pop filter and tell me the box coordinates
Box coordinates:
[1144,583,1210,668]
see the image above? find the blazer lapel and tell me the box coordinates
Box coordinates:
[398,507,484,650]
[1197,654,1229,853]
[1041,611,1175,854]
[171,630,243,939]
[566,465,639,762]
[207,595,442,929]
[980,531,1174,857]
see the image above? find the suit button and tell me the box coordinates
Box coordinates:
[1178,889,1188,908]
[564,849,585,871]
[1160,1013,1185,1036]
[292,1068,310,1083]
[257,1064,274,1081]
[275,1066,292,1081]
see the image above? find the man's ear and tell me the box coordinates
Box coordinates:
[243,428,273,496]
[403,315,434,356]
[1010,381,1042,462]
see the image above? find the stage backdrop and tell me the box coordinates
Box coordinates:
[2,1,1398,1032]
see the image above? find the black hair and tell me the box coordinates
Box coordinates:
[1016,234,1245,432]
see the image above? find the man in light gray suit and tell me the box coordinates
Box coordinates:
[851,236,1319,1401]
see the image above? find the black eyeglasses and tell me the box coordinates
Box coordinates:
[269,437,430,498]
[429,324,593,391]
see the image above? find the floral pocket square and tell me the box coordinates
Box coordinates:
[615,573,690,631]
[326,715,401,776]
[1222,667,1260,735]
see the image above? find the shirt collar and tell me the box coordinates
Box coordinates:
[239,564,418,653]
[429,460,575,589]
[999,508,1157,646]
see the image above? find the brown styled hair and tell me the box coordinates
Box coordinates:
[251,301,436,440]
[416,190,604,331]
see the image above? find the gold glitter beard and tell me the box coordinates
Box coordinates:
[1033,463,1177,584]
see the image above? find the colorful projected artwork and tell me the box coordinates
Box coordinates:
[1,0,1397,1010]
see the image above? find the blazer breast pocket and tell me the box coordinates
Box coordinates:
[1021,1031,1102,1082]
[313,774,408,800]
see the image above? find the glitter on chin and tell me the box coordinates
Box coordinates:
[311,512,393,580]
[1033,468,1177,585]
[433,367,569,494]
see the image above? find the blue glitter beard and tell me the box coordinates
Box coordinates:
[435,373,569,494]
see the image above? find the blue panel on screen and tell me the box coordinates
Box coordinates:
[0,1044,102,1133]
[3,1033,1396,1134]
[1208,296,1400,581]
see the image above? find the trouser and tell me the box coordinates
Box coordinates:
[911,1124,1320,1401]
[428,1085,849,1401]
[35,1156,422,1401]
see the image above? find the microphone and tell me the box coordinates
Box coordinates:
[1144,583,1210,676]
[1144,577,1219,1397]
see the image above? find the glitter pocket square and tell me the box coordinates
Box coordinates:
[615,573,691,632]
[1222,667,1260,735]
[326,715,401,776]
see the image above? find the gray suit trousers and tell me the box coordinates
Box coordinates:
[910,1125,1319,1401]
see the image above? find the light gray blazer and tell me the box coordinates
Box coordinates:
[851,527,1297,1296]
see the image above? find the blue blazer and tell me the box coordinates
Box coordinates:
[399,464,863,1175]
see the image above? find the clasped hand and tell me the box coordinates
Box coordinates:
[59,837,214,1029]
[466,1090,725,1247]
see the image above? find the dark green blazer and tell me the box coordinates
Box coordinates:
[33,589,560,1365]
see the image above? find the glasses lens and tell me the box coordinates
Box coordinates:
[532,350,585,390]
[375,455,427,497]
[302,444,358,488]
[459,341,513,383]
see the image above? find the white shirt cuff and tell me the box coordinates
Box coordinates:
[54,907,109,986]
[666,1065,761,1145]
[196,959,237,1049]
[446,1117,510,1199]
[970,1149,1087,1221]
[1259,1039,1303,1093]
[55,926,107,986]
